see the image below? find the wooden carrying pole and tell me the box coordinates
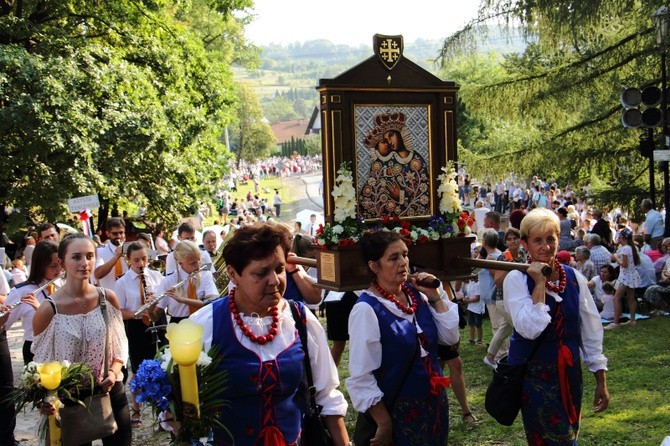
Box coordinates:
[288,255,552,277]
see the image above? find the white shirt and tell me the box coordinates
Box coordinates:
[155,237,170,255]
[465,281,485,314]
[165,250,214,275]
[503,270,608,373]
[156,266,219,317]
[95,242,127,290]
[0,271,10,296]
[4,278,63,341]
[114,268,164,312]
[190,300,347,417]
[345,288,460,413]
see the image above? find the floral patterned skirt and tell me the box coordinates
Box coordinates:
[521,361,583,446]
[391,392,449,446]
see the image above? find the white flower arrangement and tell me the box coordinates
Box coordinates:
[315,162,366,249]
[331,163,357,223]
[437,162,462,215]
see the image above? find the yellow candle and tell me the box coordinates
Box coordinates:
[38,362,63,446]
[166,320,204,417]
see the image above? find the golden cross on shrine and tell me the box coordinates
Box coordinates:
[379,38,400,62]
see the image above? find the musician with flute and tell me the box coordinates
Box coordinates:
[114,241,166,428]
[1,240,62,364]
[156,240,218,324]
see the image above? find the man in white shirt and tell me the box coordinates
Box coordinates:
[94,217,127,290]
[304,214,318,238]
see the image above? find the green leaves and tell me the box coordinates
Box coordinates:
[439,1,662,209]
[1,0,254,227]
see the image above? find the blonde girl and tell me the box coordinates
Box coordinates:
[156,240,218,323]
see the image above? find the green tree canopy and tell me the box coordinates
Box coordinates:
[439,0,665,211]
[0,0,257,229]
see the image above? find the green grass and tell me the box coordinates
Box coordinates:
[330,316,670,446]
[203,175,304,227]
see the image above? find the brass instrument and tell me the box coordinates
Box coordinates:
[0,272,66,318]
[133,263,212,317]
[212,226,236,292]
[148,259,166,274]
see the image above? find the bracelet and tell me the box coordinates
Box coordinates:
[287,268,300,276]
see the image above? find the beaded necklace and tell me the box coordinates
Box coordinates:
[545,261,567,294]
[373,281,417,314]
[229,288,279,345]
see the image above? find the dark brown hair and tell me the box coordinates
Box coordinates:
[27,240,59,284]
[359,231,402,265]
[223,223,292,274]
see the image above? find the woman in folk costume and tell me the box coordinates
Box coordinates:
[503,208,609,445]
[189,223,349,445]
[346,231,459,446]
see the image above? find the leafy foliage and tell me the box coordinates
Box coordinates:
[0,0,256,228]
[438,1,666,209]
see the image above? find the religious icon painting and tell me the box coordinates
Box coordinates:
[354,105,433,220]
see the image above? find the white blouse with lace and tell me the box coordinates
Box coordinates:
[31,295,129,382]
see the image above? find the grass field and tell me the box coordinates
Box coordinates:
[333,315,670,446]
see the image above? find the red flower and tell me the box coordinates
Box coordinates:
[399,228,410,238]
[382,215,390,224]
[400,220,411,230]
[549,414,563,426]
[418,235,429,244]
[338,238,355,247]
[404,408,421,422]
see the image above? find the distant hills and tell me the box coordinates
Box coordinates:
[234,27,527,122]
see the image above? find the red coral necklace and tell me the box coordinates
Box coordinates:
[373,281,417,314]
[545,261,567,294]
[229,288,279,345]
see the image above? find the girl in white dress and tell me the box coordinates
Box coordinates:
[605,228,640,330]
[32,233,131,445]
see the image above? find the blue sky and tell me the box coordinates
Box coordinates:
[244,0,481,46]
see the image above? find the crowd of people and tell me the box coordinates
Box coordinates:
[0,167,667,445]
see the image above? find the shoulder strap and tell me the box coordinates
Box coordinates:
[289,300,320,416]
[46,297,58,314]
[523,274,560,362]
[98,288,110,378]
[359,292,420,410]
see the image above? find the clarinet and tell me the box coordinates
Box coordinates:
[138,269,151,318]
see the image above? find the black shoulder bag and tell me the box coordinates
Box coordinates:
[289,301,335,446]
[485,301,558,426]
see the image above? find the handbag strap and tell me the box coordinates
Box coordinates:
[524,276,561,363]
[385,325,419,410]
[98,288,109,379]
[288,300,319,416]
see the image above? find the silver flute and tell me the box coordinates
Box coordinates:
[133,263,212,317]
[0,272,66,318]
